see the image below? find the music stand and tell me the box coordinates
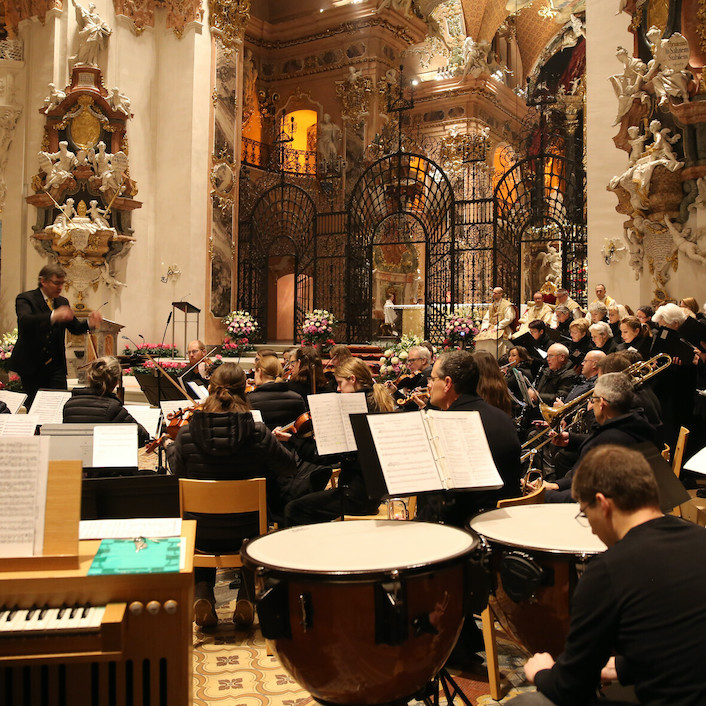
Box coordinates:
[171,301,201,359]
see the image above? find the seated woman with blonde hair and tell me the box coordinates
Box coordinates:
[63,355,149,445]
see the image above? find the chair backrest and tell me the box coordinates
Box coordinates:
[178,477,268,536]
[497,483,546,508]
[672,427,690,479]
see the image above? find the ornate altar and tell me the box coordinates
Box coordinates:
[26,65,141,306]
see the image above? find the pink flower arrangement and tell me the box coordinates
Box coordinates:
[443,313,479,350]
[300,309,336,346]
[123,342,180,356]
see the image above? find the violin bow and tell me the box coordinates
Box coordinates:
[141,350,196,404]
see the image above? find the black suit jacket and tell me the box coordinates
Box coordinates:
[10,288,89,377]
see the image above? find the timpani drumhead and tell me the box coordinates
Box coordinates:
[243,519,476,575]
[469,504,606,555]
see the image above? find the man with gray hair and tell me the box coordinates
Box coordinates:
[544,372,657,502]
[528,343,578,407]
[393,345,432,410]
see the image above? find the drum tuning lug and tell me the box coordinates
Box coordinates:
[412,613,439,637]
[298,592,314,631]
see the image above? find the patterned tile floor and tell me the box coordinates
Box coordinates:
[191,571,537,705]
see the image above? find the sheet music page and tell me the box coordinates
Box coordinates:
[684,447,706,475]
[366,412,442,495]
[251,409,263,423]
[160,400,190,419]
[28,390,71,424]
[308,392,368,455]
[79,517,182,540]
[187,381,209,400]
[92,424,138,468]
[0,389,28,414]
[0,415,39,437]
[426,411,503,490]
[124,405,161,439]
[0,437,49,557]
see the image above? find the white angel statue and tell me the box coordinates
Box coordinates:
[99,151,129,194]
[70,0,112,67]
[39,141,77,191]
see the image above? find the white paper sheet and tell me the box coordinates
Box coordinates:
[308,392,368,455]
[0,437,49,557]
[79,517,182,540]
[251,409,263,423]
[187,382,209,400]
[0,415,40,437]
[684,446,706,475]
[124,405,162,439]
[92,424,138,468]
[29,390,71,425]
[0,389,28,414]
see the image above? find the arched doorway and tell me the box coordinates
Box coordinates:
[238,182,317,342]
[347,152,455,343]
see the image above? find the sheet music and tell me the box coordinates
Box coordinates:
[684,447,706,476]
[426,411,503,490]
[366,413,442,495]
[187,381,209,400]
[308,392,368,455]
[0,415,39,437]
[251,409,263,423]
[92,424,138,468]
[160,400,190,420]
[0,437,49,557]
[124,405,162,439]
[28,390,71,424]
[79,517,182,540]
[0,389,28,414]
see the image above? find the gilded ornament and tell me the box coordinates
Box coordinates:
[698,0,706,56]
[209,0,251,50]
[70,108,102,150]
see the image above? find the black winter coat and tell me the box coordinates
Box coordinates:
[62,388,150,445]
[248,381,306,429]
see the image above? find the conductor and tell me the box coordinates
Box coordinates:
[9,264,103,405]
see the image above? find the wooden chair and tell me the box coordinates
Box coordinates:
[670,427,690,518]
[178,477,268,569]
[481,484,546,700]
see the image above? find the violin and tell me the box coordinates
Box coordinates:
[398,387,431,404]
[146,404,200,453]
[279,412,314,438]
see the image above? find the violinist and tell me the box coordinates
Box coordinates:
[324,344,352,391]
[390,345,431,410]
[63,356,150,446]
[286,346,328,406]
[167,362,298,628]
[181,340,211,388]
[248,356,306,430]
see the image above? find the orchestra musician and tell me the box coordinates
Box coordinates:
[63,355,150,446]
[248,355,306,430]
[166,362,298,628]
[286,346,328,406]
[390,345,432,410]
[9,263,103,406]
[181,339,211,389]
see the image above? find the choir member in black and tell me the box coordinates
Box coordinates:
[63,355,149,445]
[283,358,394,526]
[589,321,618,355]
[607,305,624,343]
[617,316,652,360]
[286,346,328,406]
[636,305,658,331]
[552,305,573,337]
[680,296,704,321]
[587,302,608,324]
[167,362,298,628]
[568,318,593,369]
[247,355,306,430]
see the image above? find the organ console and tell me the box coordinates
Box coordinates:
[0,513,196,705]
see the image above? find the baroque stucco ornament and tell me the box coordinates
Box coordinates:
[209,0,250,50]
[113,0,203,37]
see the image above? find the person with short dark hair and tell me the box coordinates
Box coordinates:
[10,264,103,405]
[418,349,521,525]
[63,356,149,445]
[509,445,706,706]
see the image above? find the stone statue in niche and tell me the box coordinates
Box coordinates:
[460,37,492,79]
[43,83,67,113]
[243,48,258,108]
[70,0,112,67]
[108,87,131,117]
[39,140,77,191]
[87,199,112,229]
[317,113,342,167]
[610,47,648,126]
[376,0,413,16]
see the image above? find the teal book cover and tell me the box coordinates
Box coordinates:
[88,537,182,575]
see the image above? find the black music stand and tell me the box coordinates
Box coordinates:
[171,301,201,359]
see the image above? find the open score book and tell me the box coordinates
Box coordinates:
[352,410,503,498]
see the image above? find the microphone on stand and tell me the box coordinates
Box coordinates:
[160,311,172,351]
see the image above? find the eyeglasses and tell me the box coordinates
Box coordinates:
[407,357,421,363]
[590,395,603,403]
[575,498,596,526]
[45,279,65,286]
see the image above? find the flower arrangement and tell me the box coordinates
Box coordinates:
[443,311,479,350]
[0,373,22,393]
[123,342,180,357]
[300,309,336,348]
[377,334,425,382]
[0,328,17,371]
[125,360,188,376]
[222,310,258,353]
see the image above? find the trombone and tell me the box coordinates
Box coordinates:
[520,352,672,461]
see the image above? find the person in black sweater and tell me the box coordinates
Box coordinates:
[589,321,618,355]
[167,362,297,628]
[568,318,593,369]
[247,355,306,430]
[63,356,149,445]
[509,445,706,706]
[286,346,328,407]
[617,316,653,360]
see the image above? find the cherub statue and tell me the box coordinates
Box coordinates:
[87,199,111,229]
[108,87,131,116]
[648,119,681,163]
[664,216,706,267]
[38,140,77,191]
[51,198,77,246]
[70,0,112,67]
[43,83,66,113]
[627,125,648,165]
[346,65,363,85]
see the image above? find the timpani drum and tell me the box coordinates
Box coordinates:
[469,504,606,657]
[241,520,481,706]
